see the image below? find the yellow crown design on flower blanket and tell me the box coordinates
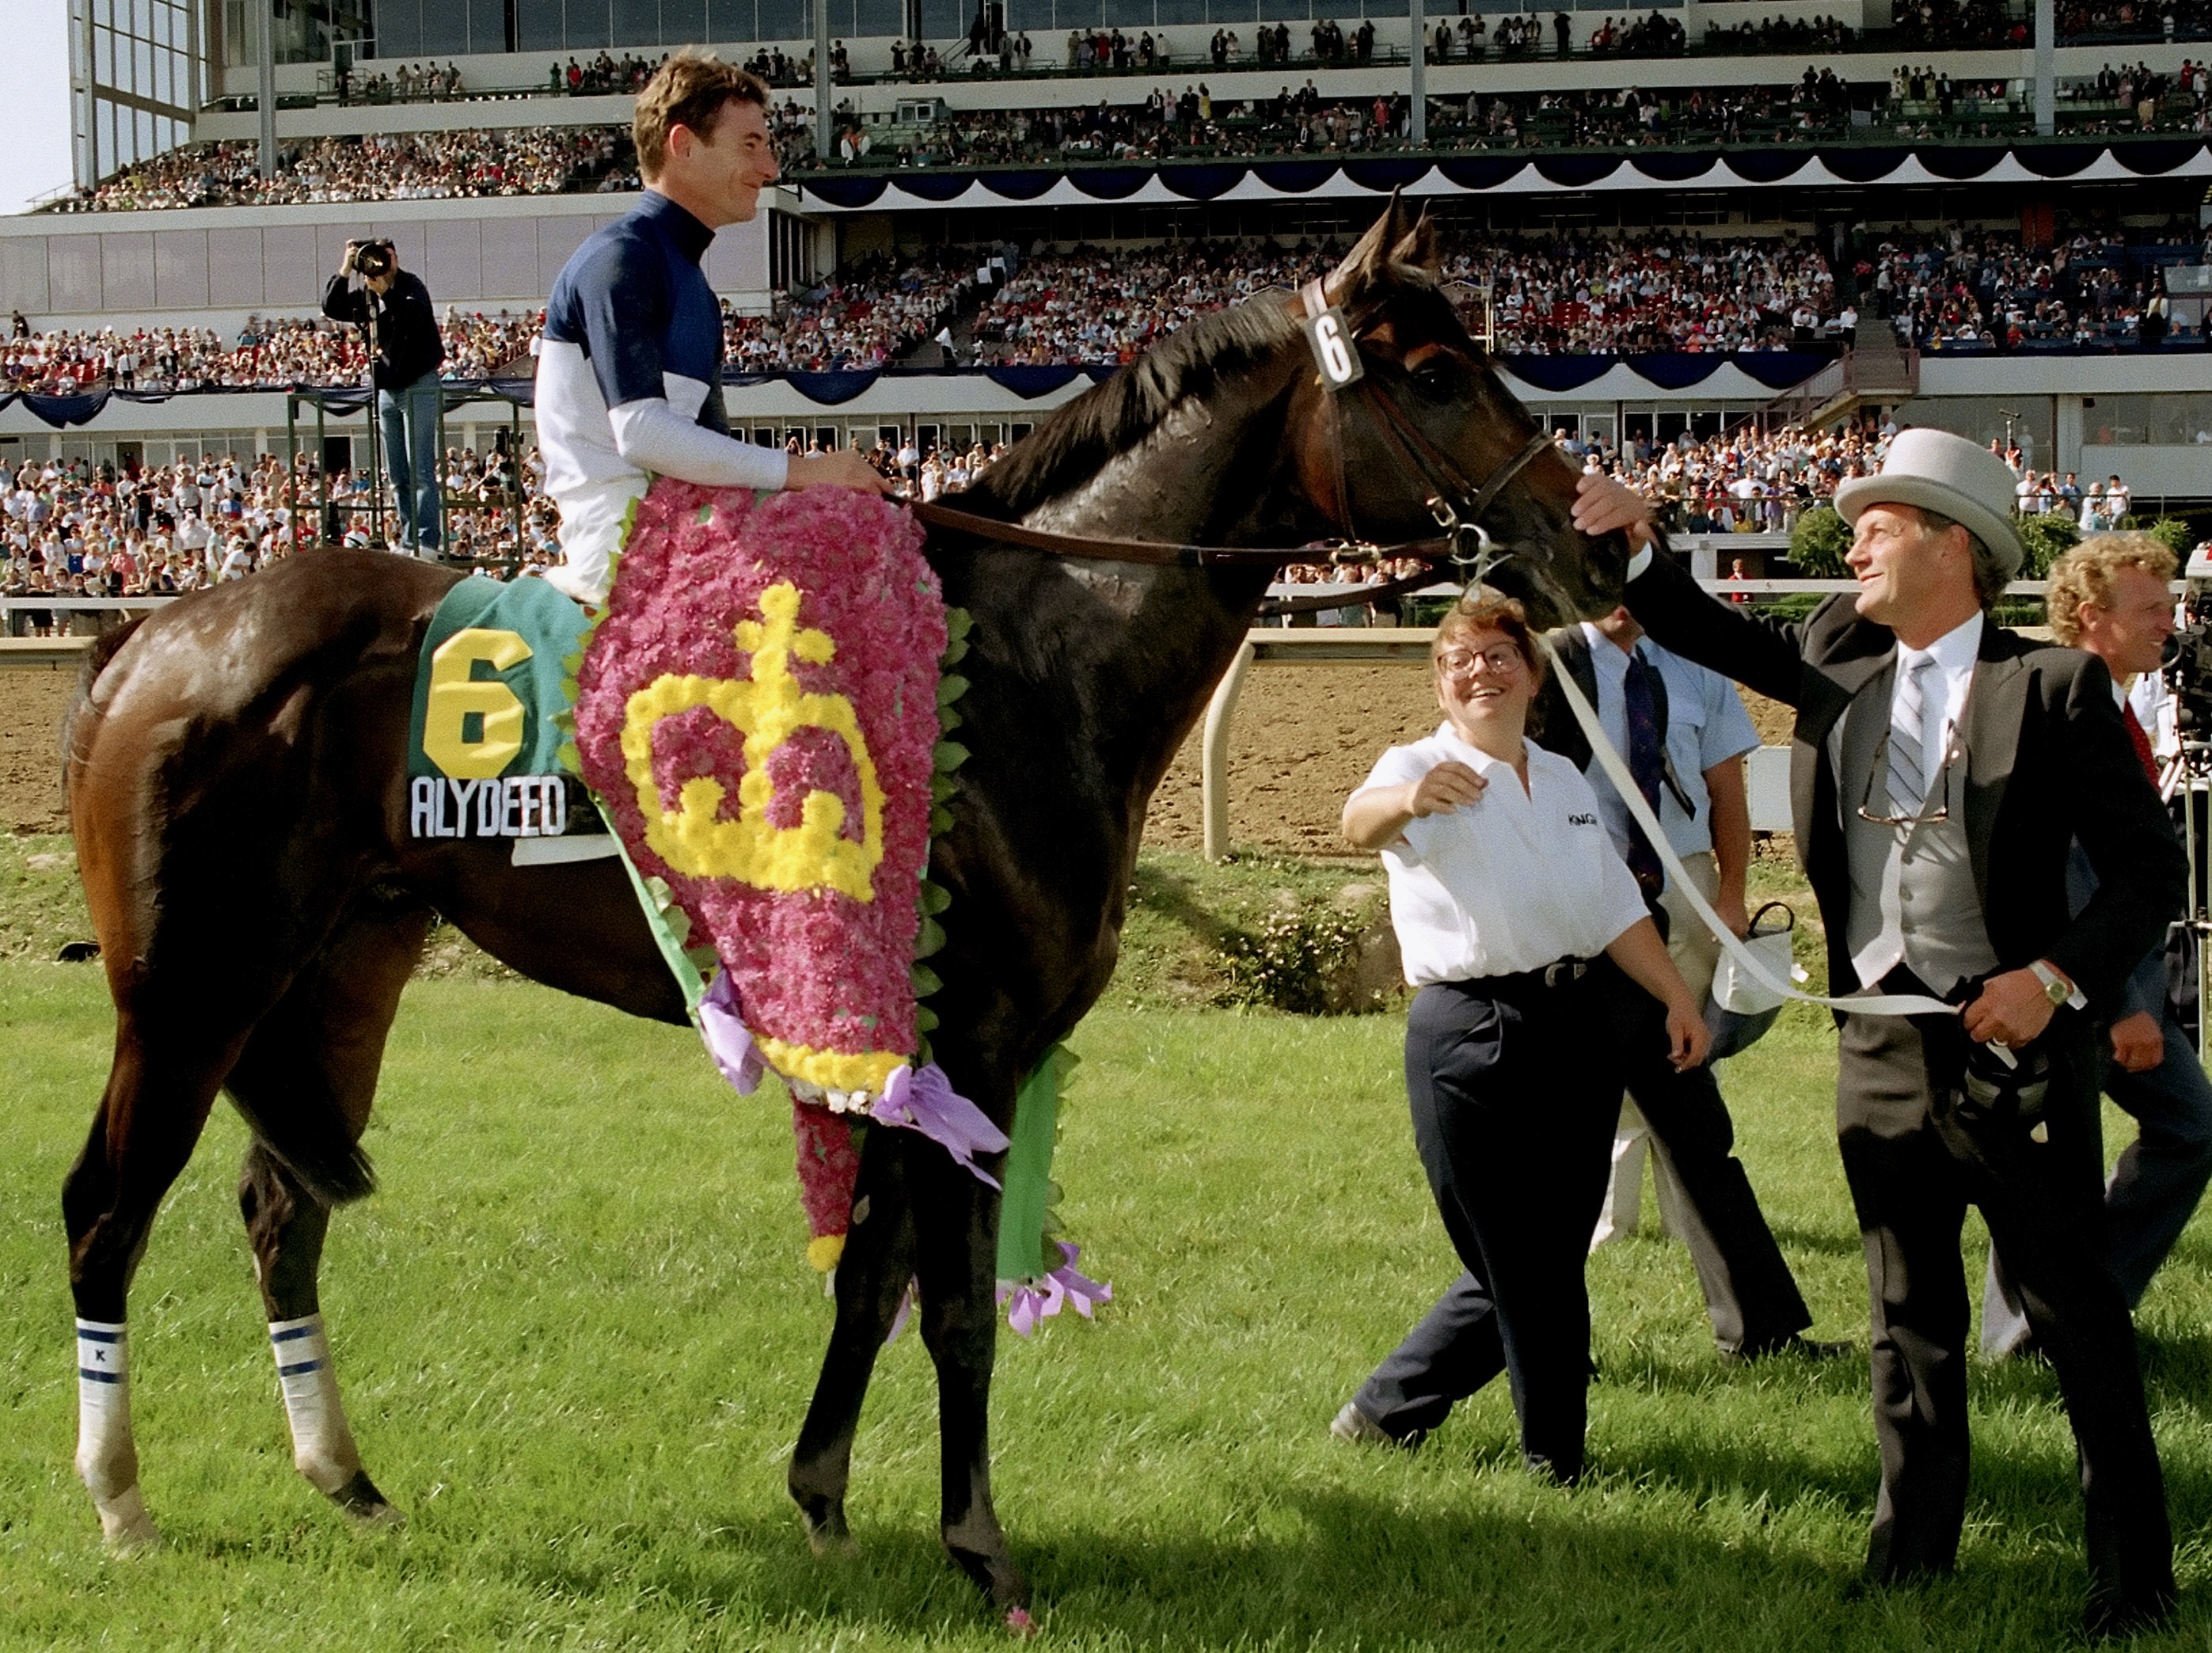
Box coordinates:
[618,580,886,899]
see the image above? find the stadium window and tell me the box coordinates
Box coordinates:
[378,0,424,55]
[755,0,804,34]
[611,0,662,47]
[565,0,613,48]
[420,0,471,52]
[704,0,756,42]
[853,0,900,33]
[1102,0,1153,25]
[1256,0,1311,21]
[662,0,708,40]
[1157,0,1206,21]
[517,0,564,48]
[917,0,966,38]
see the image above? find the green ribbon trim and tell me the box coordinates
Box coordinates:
[996,1043,1079,1283]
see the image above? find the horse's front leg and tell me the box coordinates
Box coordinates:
[789,1121,918,1552]
[907,1120,1028,1616]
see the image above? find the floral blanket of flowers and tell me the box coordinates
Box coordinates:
[565,480,1100,1324]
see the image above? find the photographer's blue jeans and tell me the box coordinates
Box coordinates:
[378,370,442,552]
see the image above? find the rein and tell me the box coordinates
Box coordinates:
[904,288,1558,617]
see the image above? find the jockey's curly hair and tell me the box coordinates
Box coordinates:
[2044,533,2177,648]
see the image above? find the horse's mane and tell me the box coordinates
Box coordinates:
[961,298,1304,518]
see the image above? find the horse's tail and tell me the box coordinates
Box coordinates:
[60,615,147,824]
[226,1087,379,1208]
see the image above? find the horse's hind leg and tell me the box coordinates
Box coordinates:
[63,1016,235,1551]
[226,897,428,1527]
[908,1127,1028,1615]
[789,1122,921,1552]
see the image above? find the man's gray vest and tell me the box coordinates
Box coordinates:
[1838,659,1998,996]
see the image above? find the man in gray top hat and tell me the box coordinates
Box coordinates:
[1573,428,2183,1637]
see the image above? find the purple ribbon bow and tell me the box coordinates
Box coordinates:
[872,1062,1009,1188]
[697,971,766,1095]
[998,1241,1113,1337]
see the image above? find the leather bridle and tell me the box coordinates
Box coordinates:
[907,283,1559,615]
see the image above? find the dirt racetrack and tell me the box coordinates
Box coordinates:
[2,671,74,834]
[3,656,1788,854]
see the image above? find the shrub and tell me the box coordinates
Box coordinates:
[2145,517,2195,560]
[1218,905,1369,1016]
[2015,511,2078,580]
[1788,506,1850,576]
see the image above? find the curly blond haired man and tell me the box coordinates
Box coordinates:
[1977,533,2212,1359]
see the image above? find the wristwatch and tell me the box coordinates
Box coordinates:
[2028,960,2078,1008]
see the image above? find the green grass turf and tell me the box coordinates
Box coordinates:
[5,963,2212,1650]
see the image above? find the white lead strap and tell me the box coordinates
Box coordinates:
[1537,633,1959,1022]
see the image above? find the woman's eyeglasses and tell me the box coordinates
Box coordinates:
[1437,644,1526,679]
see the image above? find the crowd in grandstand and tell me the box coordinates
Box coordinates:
[0,444,568,610]
[44,127,630,212]
[0,310,542,395]
[0,220,2188,396]
[0,412,2158,619]
[960,227,2191,364]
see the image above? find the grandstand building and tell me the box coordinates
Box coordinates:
[10,0,2211,584]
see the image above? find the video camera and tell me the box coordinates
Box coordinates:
[2164,549,2212,758]
[349,238,397,279]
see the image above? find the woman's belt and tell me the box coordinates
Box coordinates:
[1454,957,1595,995]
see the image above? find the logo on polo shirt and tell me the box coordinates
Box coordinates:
[1567,812,1599,826]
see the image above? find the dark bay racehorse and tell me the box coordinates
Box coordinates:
[59,198,1622,1611]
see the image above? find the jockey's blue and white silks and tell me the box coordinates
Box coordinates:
[537,189,788,605]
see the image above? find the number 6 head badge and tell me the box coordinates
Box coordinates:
[1302,301,1364,391]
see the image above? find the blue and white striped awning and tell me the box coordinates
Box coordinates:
[795,140,2212,212]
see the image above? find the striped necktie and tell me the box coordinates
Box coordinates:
[1887,655,1936,818]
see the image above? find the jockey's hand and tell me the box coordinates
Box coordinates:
[1571,471,1657,553]
[2110,1009,2166,1074]
[1405,760,1486,818]
[789,449,893,495]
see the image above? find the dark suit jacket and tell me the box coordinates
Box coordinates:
[1625,552,2183,1009]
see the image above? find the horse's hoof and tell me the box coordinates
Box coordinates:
[95,1486,160,1555]
[945,1535,1029,1613]
[795,1495,856,1557]
[332,1470,405,1529]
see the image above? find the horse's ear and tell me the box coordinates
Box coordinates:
[1325,192,1418,305]
[1390,207,1442,279]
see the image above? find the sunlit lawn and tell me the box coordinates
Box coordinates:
[5,960,2211,1650]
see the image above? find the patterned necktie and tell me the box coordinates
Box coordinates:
[1887,656,1936,819]
[2123,702,2161,788]
[1622,649,1666,893]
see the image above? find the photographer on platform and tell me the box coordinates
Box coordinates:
[321,238,446,556]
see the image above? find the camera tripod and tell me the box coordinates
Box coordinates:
[2172,747,2212,1062]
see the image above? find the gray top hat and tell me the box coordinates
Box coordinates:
[1832,428,2028,582]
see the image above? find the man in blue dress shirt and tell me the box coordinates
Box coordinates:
[1539,606,1832,1359]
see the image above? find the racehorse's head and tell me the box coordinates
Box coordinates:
[1290,196,1628,628]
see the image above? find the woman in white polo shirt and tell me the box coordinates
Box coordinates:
[1332,588,1709,1483]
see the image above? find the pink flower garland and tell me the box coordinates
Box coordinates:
[572,480,947,1107]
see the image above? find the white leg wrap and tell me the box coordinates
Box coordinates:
[75,1319,158,1550]
[269,1315,363,1499]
